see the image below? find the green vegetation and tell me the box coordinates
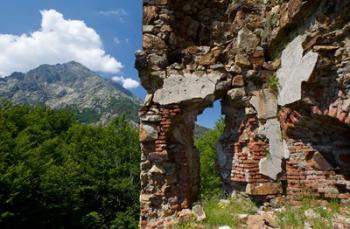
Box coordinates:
[195,119,225,198]
[176,195,257,228]
[264,150,272,159]
[202,195,257,227]
[66,96,140,124]
[193,124,210,139]
[267,74,279,92]
[0,101,140,228]
[277,197,350,229]
[176,195,350,229]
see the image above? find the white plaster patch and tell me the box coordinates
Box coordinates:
[259,157,282,180]
[259,118,289,180]
[277,35,319,106]
[153,73,220,105]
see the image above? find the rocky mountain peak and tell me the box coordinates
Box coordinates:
[0,61,141,124]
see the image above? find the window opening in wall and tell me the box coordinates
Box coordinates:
[195,100,225,198]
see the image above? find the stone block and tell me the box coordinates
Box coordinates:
[140,123,158,142]
[153,73,220,105]
[192,204,206,222]
[227,88,246,101]
[232,75,245,87]
[247,215,265,229]
[237,27,260,50]
[246,182,283,195]
[143,34,166,49]
[307,152,333,171]
[250,89,277,120]
[198,47,222,66]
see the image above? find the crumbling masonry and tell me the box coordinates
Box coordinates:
[136,0,350,227]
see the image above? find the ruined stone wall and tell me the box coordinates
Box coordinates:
[137,0,350,227]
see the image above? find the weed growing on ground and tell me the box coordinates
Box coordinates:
[267,74,279,92]
[176,195,350,229]
[203,195,257,228]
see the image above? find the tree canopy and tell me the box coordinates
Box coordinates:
[195,119,224,198]
[0,102,140,228]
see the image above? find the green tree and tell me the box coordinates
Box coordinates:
[195,119,224,198]
[0,103,140,228]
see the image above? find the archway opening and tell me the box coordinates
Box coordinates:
[195,100,225,198]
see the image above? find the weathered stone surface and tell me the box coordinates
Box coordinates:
[143,93,153,106]
[307,152,333,171]
[177,209,193,222]
[333,215,350,229]
[198,47,222,66]
[235,54,251,67]
[277,35,319,106]
[140,123,158,142]
[192,204,206,222]
[143,34,166,50]
[246,183,283,195]
[261,211,278,228]
[153,73,220,105]
[143,25,154,33]
[250,89,277,120]
[282,140,290,159]
[237,27,260,50]
[218,226,232,229]
[247,215,265,229]
[148,53,168,67]
[232,75,245,87]
[313,45,338,52]
[265,119,284,159]
[143,6,157,24]
[259,157,282,181]
[140,114,161,122]
[149,164,165,174]
[227,88,246,101]
[341,99,350,112]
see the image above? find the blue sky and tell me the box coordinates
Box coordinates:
[0,0,221,128]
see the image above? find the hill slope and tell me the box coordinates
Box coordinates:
[0,61,141,124]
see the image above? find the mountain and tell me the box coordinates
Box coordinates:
[0,61,141,124]
[194,124,210,139]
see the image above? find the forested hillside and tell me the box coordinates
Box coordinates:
[0,101,140,228]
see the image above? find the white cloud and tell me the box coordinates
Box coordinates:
[98,9,128,17]
[98,9,128,23]
[113,37,121,45]
[0,9,123,76]
[112,76,140,89]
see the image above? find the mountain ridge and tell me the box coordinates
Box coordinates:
[0,61,141,124]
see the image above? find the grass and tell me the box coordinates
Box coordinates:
[267,74,279,92]
[176,195,257,229]
[277,197,350,229]
[176,195,350,229]
[203,195,257,227]
[175,218,198,229]
[264,150,272,159]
